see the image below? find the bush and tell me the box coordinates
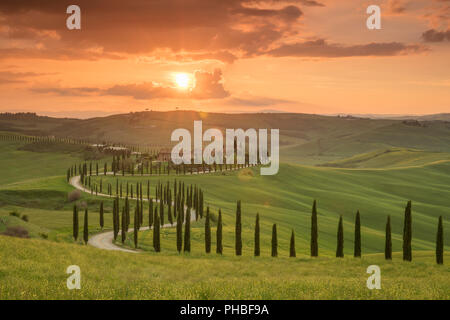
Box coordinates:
[39,232,48,239]
[68,190,81,202]
[9,211,20,218]
[21,215,29,222]
[1,226,29,238]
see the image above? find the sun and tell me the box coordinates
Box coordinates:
[175,73,190,89]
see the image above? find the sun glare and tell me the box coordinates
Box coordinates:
[175,73,190,89]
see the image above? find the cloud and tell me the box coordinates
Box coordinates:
[0,71,47,84]
[387,0,408,14]
[0,0,307,62]
[31,87,101,96]
[225,96,295,107]
[31,69,229,100]
[191,69,230,99]
[298,0,325,7]
[266,39,428,58]
[422,29,450,42]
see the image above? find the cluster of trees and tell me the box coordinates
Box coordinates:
[0,133,89,145]
[73,179,205,250]
[0,127,161,156]
[67,158,256,183]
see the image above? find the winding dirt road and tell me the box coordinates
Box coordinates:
[69,164,254,253]
[69,175,196,253]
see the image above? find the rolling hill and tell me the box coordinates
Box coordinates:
[2,111,450,165]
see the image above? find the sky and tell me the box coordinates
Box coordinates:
[0,0,449,118]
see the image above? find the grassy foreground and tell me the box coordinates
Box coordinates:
[0,235,448,300]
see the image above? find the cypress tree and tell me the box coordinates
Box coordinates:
[113,198,119,240]
[133,206,138,248]
[168,203,173,226]
[254,213,260,257]
[154,212,161,252]
[336,215,344,258]
[140,199,143,226]
[271,224,278,257]
[176,207,183,253]
[205,207,211,253]
[354,210,361,258]
[289,229,296,257]
[99,201,104,229]
[121,206,126,243]
[153,207,158,248]
[402,201,412,261]
[311,200,318,257]
[184,207,191,252]
[83,208,89,245]
[216,209,223,255]
[436,216,444,265]
[135,200,140,229]
[235,200,242,256]
[160,201,165,226]
[149,199,153,227]
[73,204,78,241]
[125,197,130,228]
[385,215,392,260]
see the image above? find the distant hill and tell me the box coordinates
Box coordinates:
[319,148,450,168]
[1,111,450,164]
[346,113,450,121]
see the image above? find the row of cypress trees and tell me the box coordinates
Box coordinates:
[68,157,256,184]
[72,194,444,265]
[234,199,444,264]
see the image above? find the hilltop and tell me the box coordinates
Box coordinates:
[2,111,450,165]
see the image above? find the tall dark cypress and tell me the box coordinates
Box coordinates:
[354,210,361,258]
[99,201,104,229]
[133,206,138,249]
[271,224,278,257]
[176,207,183,253]
[402,201,412,261]
[121,206,127,243]
[154,212,161,252]
[235,200,242,256]
[168,203,173,226]
[135,200,140,229]
[73,204,78,241]
[336,215,344,258]
[112,198,117,240]
[184,207,191,252]
[311,200,318,257]
[436,216,444,265]
[125,197,130,228]
[289,229,296,257]
[149,199,153,227]
[153,207,158,249]
[160,201,165,226]
[205,207,211,253]
[83,208,89,245]
[254,213,260,257]
[216,209,223,255]
[385,215,392,260]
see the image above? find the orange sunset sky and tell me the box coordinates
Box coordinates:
[0,0,449,118]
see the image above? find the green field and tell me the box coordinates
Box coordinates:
[0,235,448,299]
[0,112,449,300]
